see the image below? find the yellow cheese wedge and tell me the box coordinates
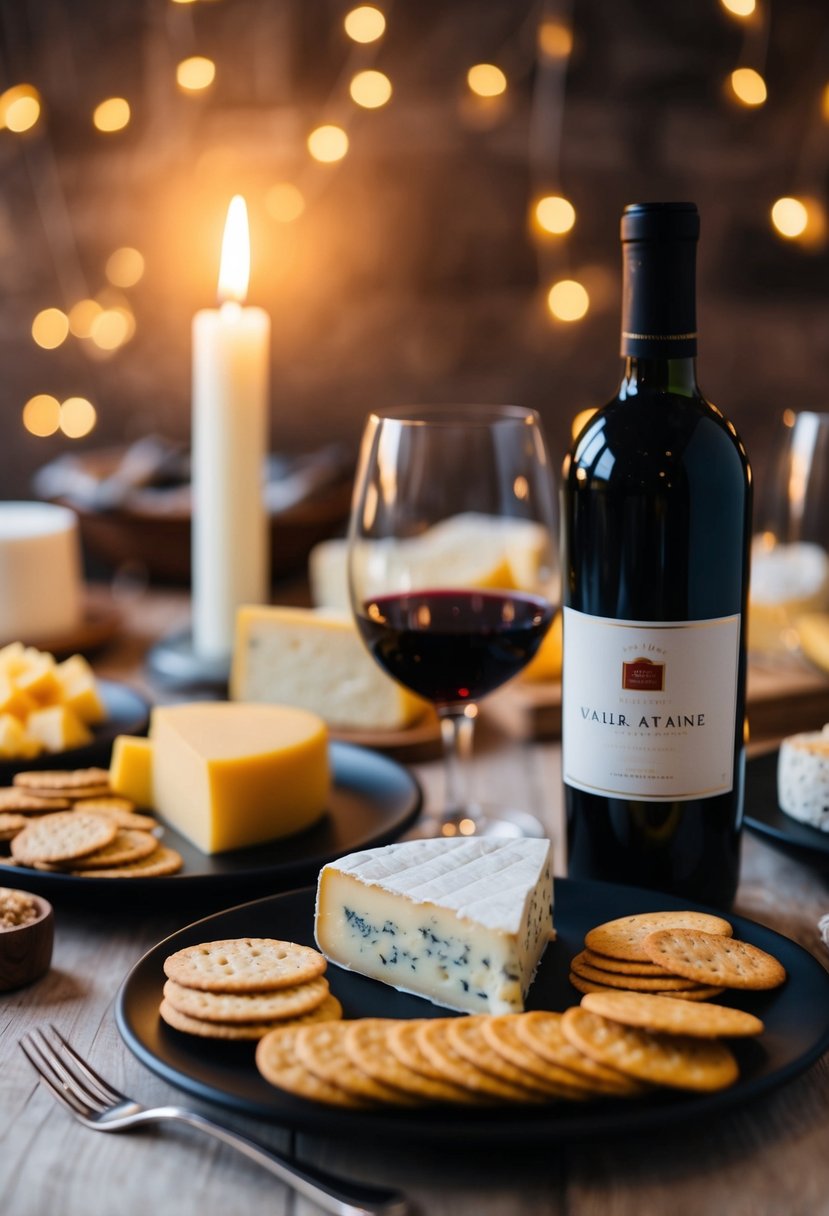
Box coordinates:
[25,705,93,752]
[0,674,37,722]
[150,702,330,854]
[15,655,62,707]
[109,734,154,806]
[55,655,107,725]
[0,713,42,758]
[521,611,562,683]
[231,605,428,731]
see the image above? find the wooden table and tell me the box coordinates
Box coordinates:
[2,588,829,1216]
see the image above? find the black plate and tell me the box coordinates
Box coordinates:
[0,743,422,903]
[115,878,829,1143]
[745,750,829,860]
[0,678,149,784]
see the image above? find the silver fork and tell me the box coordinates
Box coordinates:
[20,1025,409,1216]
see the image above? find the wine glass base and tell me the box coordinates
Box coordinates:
[414,806,548,840]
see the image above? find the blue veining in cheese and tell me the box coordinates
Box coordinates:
[314,838,554,1014]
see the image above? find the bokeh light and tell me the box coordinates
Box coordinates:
[68,299,103,339]
[59,397,97,439]
[307,125,349,163]
[537,21,573,60]
[93,97,131,132]
[721,0,756,15]
[265,183,305,223]
[22,395,61,437]
[106,247,145,288]
[547,279,590,322]
[176,56,216,92]
[467,64,507,98]
[730,68,767,106]
[535,195,576,235]
[344,6,386,43]
[90,308,132,351]
[771,197,809,238]
[31,309,69,350]
[0,84,42,133]
[349,70,392,109]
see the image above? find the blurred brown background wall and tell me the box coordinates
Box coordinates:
[1,0,828,531]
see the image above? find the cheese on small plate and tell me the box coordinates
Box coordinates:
[777,725,829,832]
[315,837,553,1014]
[231,605,427,733]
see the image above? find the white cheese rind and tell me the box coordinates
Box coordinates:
[314,838,553,1014]
[778,727,829,832]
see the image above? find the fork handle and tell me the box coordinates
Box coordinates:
[150,1106,409,1216]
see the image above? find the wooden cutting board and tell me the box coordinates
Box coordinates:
[485,652,829,746]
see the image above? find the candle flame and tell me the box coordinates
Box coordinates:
[218,196,251,305]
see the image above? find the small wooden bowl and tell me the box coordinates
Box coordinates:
[0,892,54,992]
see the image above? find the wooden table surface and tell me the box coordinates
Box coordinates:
[2,587,829,1216]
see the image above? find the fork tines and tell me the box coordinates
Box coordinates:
[19,1025,124,1117]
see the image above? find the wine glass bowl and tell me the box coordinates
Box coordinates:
[347,405,558,837]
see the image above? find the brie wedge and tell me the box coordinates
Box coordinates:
[314,837,553,1014]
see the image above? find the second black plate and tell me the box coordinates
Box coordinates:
[745,749,829,861]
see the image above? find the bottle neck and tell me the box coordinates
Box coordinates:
[620,356,699,398]
[620,236,697,361]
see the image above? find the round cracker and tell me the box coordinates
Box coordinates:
[569,971,721,1001]
[0,813,27,841]
[480,1016,595,1096]
[160,993,342,1041]
[416,1019,544,1103]
[570,953,700,991]
[294,1021,419,1105]
[74,796,136,813]
[447,1016,583,1099]
[561,1006,739,1091]
[162,975,330,1024]
[345,1019,479,1104]
[514,1010,649,1095]
[164,938,326,993]
[75,844,183,878]
[642,929,787,990]
[10,811,117,864]
[581,948,675,977]
[585,911,732,962]
[67,829,159,870]
[13,768,110,792]
[256,1022,369,1108]
[580,991,764,1037]
[0,788,70,813]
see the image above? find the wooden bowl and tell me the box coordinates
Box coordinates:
[0,891,54,992]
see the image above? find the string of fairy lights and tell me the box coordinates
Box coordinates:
[0,0,825,443]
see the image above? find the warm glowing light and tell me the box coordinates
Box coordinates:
[571,407,597,438]
[344,6,386,43]
[730,68,767,106]
[538,20,573,59]
[307,124,349,163]
[106,247,145,287]
[772,197,809,238]
[547,279,590,322]
[218,195,250,304]
[170,0,198,5]
[349,70,392,109]
[90,308,131,351]
[22,394,61,437]
[467,64,507,98]
[265,182,305,223]
[0,84,42,133]
[458,819,477,836]
[93,97,131,132]
[31,308,69,350]
[535,195,576,235]
[68,299,103,338]
[176,56,216,92]
[721,0,756,14]
[59,397,97,439]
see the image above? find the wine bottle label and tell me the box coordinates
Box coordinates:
[562,606,741,802]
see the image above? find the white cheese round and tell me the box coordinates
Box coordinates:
[777,727,829,832]
[0,503,82,642]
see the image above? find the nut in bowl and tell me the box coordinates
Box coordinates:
[0,886,53,991]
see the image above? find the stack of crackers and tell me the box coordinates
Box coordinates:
[1,768,183,878]
[159,938,342,1041]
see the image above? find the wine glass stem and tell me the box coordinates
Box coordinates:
[437,707,477,822]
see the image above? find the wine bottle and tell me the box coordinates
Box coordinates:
[561,202,752,909]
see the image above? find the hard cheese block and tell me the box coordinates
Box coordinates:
[110,734,154,807]
[231,605,427,732]
[315,837,553,1014]
[150,702,330,853]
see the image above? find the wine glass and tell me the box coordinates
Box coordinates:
[750,410,829,655]
[347,405,559,837]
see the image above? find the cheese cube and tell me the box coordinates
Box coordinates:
[109,735,154,807]
[231,605,427,732]
[0,713,41,758]
[315,837,553,1015]
[0,674,37,722]
[55,655,107,725]
[15,654,62,707]
[150,702,330,854]
[25,705,93,752]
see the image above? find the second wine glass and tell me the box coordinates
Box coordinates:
[347,405,559,838]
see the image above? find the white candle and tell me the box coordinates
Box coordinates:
[191,195,271,660]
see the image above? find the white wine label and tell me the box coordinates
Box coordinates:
[562,607,741,802]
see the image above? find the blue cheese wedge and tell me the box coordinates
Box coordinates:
[314,837,553,1015]
[778,726,829,832]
